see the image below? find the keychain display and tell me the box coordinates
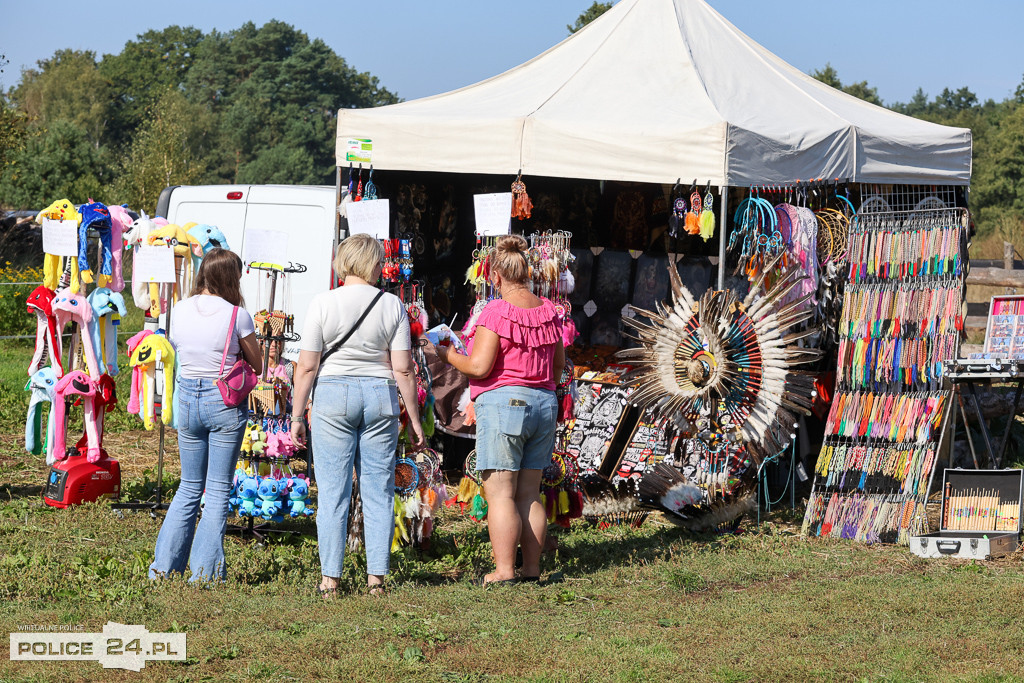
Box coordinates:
[804,205,967,545]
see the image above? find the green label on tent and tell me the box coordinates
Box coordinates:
[345,138,373,163]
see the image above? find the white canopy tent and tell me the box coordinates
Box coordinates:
[335,0,971,187]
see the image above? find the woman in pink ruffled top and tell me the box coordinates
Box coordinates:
[440,235,564,585]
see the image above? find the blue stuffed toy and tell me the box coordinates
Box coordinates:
[257,478,284,522]
[287,476,316,518]
[238,475,260,517]
[228,467,248,514]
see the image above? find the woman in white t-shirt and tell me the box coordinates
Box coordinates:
[150,248,263,582]
[291,234,425,598]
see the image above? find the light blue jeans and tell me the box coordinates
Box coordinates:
[311,376,400,577]
[149,377,247,583]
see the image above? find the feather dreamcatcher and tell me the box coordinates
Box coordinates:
[616,251,820,462]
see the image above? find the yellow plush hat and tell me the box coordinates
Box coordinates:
[37,199,84,291]
[129,333,176,427]
[146,224,203,258]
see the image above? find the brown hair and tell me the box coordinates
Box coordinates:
[491,234,530,285]
[191,248,244,306]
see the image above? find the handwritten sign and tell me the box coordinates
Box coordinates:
[344,138,373,164]
[243,229,288,265]
[346,198,390,239]
[564,381,633,476]
[134,246,177,283]
[473,193,512,236]
[42,218,79,257]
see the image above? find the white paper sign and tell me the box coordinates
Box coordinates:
[243,229,288,265]
[345,138,372,163]
[42,218,80,256]
[346,199,390,239]
[134,246,177,283]
[473,193,512,236]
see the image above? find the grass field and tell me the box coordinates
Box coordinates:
[4,342,1024,682]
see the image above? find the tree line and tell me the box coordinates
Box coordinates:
[0,14,1022,244]
[0,21,398,214]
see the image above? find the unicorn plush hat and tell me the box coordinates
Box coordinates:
[36,198,83,292]
[128,333,175,430]
[26,285,63,377]
[87,287,127,376]
[51,288,101,379]
[105,204,131,293]
[53,370,101,462]
[77,201,113,288]
[25,367,58,464]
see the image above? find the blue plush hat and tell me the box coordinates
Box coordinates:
[77,201,113,285]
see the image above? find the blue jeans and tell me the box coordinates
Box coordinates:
[475,386,558,471]
[149,377,247,582]
[311,376,400,577]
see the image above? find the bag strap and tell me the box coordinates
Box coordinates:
[219,305,240,375]
[320,289,385,365]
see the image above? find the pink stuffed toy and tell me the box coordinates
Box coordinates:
[26,286,63,377]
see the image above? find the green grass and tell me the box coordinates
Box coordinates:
[4,340,1024,681]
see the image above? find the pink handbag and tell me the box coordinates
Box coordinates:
[216,306,258,407]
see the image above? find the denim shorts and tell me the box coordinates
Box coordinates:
[474,386,558,471]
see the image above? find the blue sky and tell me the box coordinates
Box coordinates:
[2,0,1022,106]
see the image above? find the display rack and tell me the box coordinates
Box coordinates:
[112,276,176,515]
[228,261,307,542]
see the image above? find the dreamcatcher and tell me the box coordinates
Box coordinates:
[618,254,820,529]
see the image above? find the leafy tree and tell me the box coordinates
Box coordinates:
[98,26,205,148]
[0,119,107,209]
[12,49,112,149]
[111,88,212,215]
[0,56,30,173]
[569,2,613,34]
[810,63,882,106]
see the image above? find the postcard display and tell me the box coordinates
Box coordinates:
[802,207,968,544]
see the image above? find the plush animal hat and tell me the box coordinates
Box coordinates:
[26,285,63,377]
[75,374,116,453]
[78,201,113,287]
[125,330,153,416]
[145,224,203,315]
[51,288,101,379]
[53,370,101,463]
[129,333,175,429]
[87,287,128,376]
[36,198,83,292]
[25,367,58,463]
[106,204,132,293]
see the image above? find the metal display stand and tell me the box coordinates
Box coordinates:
[944,358,1024,470]
[228,261,307,543]
[112,286,175,516]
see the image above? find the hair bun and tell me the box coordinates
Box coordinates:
[496,234,528,254]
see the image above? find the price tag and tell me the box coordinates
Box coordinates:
[473,193,512,236]
[347,199,390,239]
[243,229,287,265]
[42,218,80,257]
[134,246,177,283]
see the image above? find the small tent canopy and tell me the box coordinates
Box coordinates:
[336,0,971,187]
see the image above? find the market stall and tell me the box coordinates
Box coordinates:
[332,0,974,541]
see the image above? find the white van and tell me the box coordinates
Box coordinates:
[157,184,340,358]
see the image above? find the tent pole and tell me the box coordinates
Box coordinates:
[717,185,728,289]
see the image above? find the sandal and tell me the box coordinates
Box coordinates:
[368,585,386,596]
[519,576,541,584]
[318,585,339,600]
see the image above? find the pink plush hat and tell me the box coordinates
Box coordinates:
[106,205,132,293]
[51,288,101,378]
[54,370,101,462]
[26,285,63,377]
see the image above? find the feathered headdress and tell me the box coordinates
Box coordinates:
[616,252,820,461]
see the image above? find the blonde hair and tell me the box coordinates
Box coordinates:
[333,233,385,281]
[491,234,530,285]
